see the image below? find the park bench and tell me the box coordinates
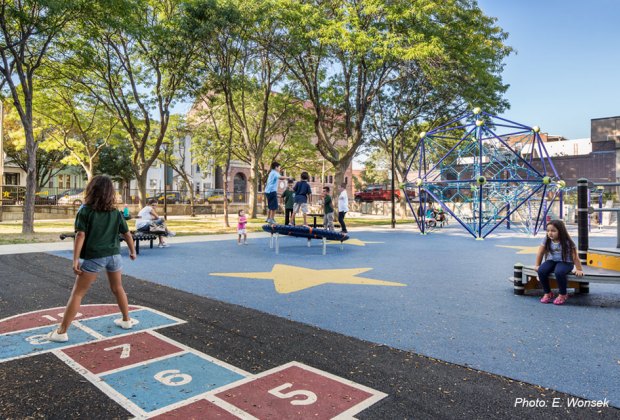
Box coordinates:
[59,231,167,255]
[511,263,620,295]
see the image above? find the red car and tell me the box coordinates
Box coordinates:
[354,184,401,202]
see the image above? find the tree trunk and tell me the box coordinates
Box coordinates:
[223,160,230,227]
[136,171,148,208]
[22,126,37,234]
[249,159,260,218]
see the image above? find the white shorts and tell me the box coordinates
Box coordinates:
[238,228,246,235]
[293,202,309,214]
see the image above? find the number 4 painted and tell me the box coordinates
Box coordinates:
[268,383,317,406]
[104,344,131,359]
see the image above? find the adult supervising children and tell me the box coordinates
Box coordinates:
[264,162,287,224]
[47,175,138,342]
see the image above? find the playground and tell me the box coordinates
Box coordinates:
[1,221,619,418]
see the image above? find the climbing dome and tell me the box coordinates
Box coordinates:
[404,109,565,239]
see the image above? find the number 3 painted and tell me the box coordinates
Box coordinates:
[268,383,317,406]
[154,369,192,386]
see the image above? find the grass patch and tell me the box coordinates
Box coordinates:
[0,215,410,245]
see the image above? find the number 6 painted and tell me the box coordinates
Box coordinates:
[268,383,317,406]
[154,369,192,386]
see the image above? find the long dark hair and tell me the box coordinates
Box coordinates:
[84,175,117,212]
[544,219,575,261]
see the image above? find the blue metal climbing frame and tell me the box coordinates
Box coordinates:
[404,109,565,239]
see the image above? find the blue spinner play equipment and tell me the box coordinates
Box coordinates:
[404,108,566,239]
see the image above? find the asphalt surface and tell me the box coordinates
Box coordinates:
[1,252,619,419]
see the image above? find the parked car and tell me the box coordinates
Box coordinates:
[146,192,186,204]
[205,189,231,203]
[354,184,401,202]
[56,188,85,206]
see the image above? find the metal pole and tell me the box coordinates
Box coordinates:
[391,132,396,229]
[577,178,591,294]
[577,178,588,266]
[0,100,3,222]
[164,146,168,221]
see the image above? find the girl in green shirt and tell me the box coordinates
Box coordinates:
[47,176,138,342]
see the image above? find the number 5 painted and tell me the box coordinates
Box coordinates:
[268,383,317,406]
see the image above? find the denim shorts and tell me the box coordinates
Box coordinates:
[81,254,123,273]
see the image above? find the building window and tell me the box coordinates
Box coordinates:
[48,179,54,188]
[196,164,200,173]
[5,173,19,185]
[311,176,315,182]
[329,175,333,184]
[58,174,71,189]
[344,176,348,185]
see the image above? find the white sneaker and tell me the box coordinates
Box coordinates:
[158,243,170,248]
[167,231,176,237]
[114,318,139,329]
[243,242,248,245]
[238,242,242,246]
[46,329,68,342]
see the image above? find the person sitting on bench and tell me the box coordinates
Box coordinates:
[136,200,175,248]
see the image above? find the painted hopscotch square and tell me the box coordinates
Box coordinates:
[150,399,239,419]
[100,352,245,413]
[61,331,184,375]
[215,362,387,419]
[77,309,182,338]
[0,325,97,362]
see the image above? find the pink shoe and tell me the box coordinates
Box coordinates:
[553,294,568,305]
[540,293,554,304]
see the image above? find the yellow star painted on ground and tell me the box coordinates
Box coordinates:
[210,264,406,294]
[326,238,383,247]
[497,245,541,254]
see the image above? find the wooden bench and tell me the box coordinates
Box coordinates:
[59,231,167,255]
[511,263,620,295]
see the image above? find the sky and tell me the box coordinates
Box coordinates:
[477,0,620,139]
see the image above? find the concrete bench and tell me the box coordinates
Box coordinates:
[59,231,167,255]
[511,263,620,295]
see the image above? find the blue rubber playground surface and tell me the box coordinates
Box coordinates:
[52,225,620,407]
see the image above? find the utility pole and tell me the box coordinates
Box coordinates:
[0,100,4,222]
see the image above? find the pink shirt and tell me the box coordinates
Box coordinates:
[238,216,247,229]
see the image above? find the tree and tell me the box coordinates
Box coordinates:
[35,83,119,180]
[270,0,512,190]
[0,0,85,233]
[96,138,135,202]
[2,100,68,190]
[58,0,204,206]
[162,115,197,216]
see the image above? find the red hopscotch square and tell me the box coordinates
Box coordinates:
[61,331,183,374]
[215,365,374,418]
[0,305,140,335]
[151,399,239,419]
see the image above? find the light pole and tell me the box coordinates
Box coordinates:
[0,100,4,222]
[391,131,396,229]
[162,141,171,221]
[389,124,400,229]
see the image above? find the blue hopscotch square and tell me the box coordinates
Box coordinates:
[0,326,96,362]
[78,309,179,337]
[100,352,245,412]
